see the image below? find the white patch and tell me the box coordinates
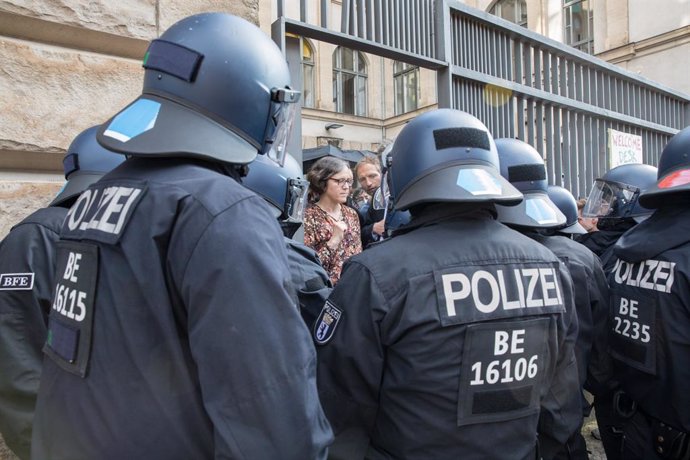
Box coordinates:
[0,273,35,290]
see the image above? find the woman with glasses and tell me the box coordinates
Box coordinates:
[304,156,362,284]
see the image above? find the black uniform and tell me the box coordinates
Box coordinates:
[316,205,580,459]
[285,238,333,330]
[530,232,611,459]
[0,206,67,459]
[576,219,636,271]
[32,158,332,459]
[606,206,690,459]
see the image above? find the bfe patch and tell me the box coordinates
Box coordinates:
[0,273,34,290]
[313,300,342,345]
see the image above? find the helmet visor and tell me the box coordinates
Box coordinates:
[284,177,309,223]
[263,88,301,166]
[583,179,638,218]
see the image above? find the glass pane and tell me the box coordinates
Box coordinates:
[302,40,313,61]
[342,73,355,114]
[394,74,404,115]
[303,64,314,108]
[406,70,418,111]
[355,52,366,73]
[501,0,517,22]
[356,76,367,116]
[332,71,338,106]
[341,48,354,71]
[394,61,403,74]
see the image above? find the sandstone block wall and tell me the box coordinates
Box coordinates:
[0,0,259,240]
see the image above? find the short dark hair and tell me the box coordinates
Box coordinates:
[306,156,350,202]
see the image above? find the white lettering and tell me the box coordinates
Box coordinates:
[611,259,675,293]
[63,252,82,282]
[472,270,500,313]
[442,273,470,317]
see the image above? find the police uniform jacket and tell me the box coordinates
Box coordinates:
[31,158,333,460]
[316,204,580,460]
[0,206,66,460]
[576,219,636,272]
[530,232,611,398]
[285,238,333,330]
[608,205,690,433]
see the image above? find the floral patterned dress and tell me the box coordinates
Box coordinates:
[303,204,362,284]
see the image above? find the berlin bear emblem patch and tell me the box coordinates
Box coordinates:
[314,301,342,345]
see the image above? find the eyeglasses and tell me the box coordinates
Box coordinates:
[329,177,354,188]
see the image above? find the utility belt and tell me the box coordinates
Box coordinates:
[614,391,690,460]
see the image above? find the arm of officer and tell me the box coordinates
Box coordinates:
[316,259,387,437]
[584,256,612,396]
[179,196,332,460]
[0,221,57,460]
[538,261,582,457]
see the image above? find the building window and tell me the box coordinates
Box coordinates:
[332,47,367,116]
[393,62,419,115]
[564,0,593,54]
[302,39,315,108]
[489,0,527,27]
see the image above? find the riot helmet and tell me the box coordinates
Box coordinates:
[495,138,566,229]
[51,125,125,207]
[388,109,522,211]
[242,153,309,237]
[546,185,586,234]
[583,163,657,223]
[639,126,690,208]
[98,13,299,166]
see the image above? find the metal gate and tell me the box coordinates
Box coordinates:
[274,0,690,198]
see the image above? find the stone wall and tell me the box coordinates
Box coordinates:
[0,0,259,238]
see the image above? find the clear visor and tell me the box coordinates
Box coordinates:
[583,179,638,218]
[284,177,309,223]
[263,88,301,166]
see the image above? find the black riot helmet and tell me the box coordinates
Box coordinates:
[640,126,690,208]
[388,109,522,211]
[547,185,586,234]
[98,13,299,166]
[495,138,566,229]
[51,125,125,207]
[242,153,309,237]
[583,163,657,223]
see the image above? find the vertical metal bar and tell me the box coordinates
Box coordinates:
[277,0,284,19]
[562,110,572,191]
[536,102,544,158]
[551,54,559,96]
[341,0,350,34]
[300,0,307,22]
[350,0,358,36]
[559,57,567,97]
[321,0,329,28]
[542,49,550,92]
[374,0,381,42]
[365,0,374,40]
[583,115,592,196]
[435,0,452,108]
[554,108,563,187]
[576,112,585,198]
[508,94,515,138]
[413,0,420,55]
[517,98,526,140]
[527,100,535,146]
[534,48,542,91]
[545,105,555,185]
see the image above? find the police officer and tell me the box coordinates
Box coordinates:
[578,163,658,271]
[494,139,610,459]
[547,185,588,236]
[31,14,332,460]
[605,126,690,460]
[242,153,332,329]
[0,126,123,460]
[315,109,580,459]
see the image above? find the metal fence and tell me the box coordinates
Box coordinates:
[276,0,690,198]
